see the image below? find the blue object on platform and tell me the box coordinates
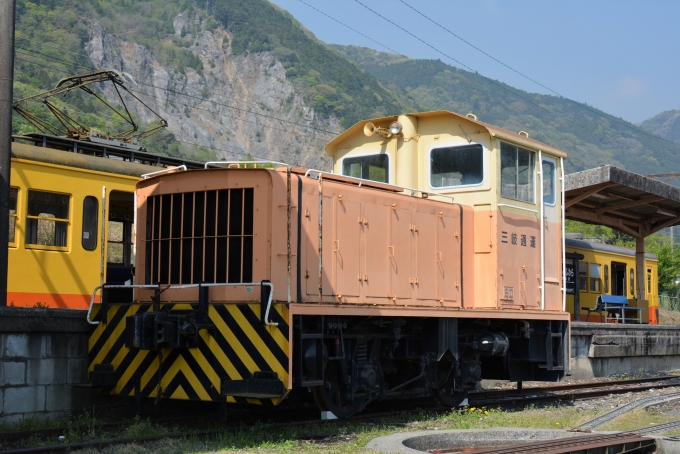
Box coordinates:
[597,295,630,306]
[581,294,643,323]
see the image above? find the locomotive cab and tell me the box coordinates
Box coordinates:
[88,110,570,419]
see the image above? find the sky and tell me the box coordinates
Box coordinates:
[268,0,680,124]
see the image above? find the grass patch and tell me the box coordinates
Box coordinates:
[599,407,680,435]
[76,405,602,453]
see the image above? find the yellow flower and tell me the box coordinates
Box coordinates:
[470,407,476,411]
[556,422,560,425]
[484,411,489,415]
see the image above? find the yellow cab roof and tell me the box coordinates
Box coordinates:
[325,110,568,159]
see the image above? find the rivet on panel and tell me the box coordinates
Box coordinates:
[392,204,397,209]
[338,194,343,200]
[337,293,342,299]
[363,275,368,281]
[392,295,396,301]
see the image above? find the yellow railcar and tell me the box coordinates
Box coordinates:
[565,236,658,324]
[8,140,163,308]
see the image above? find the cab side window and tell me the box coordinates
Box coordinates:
[542,159,556,205]
[26,190,70,248]
[501,142,535,203]
[9,187,18,245]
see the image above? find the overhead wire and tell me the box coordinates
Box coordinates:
[396,0,678,147]
[15,35,301,108]
[13,57,319,162]
[348,0,597,134]
[296,0,405,57]
[14,49,336,140]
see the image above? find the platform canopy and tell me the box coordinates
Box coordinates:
[565,165,680,302]
[565,165,680,239]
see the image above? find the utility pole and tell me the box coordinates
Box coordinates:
[0,0,16,306]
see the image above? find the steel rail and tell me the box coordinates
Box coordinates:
[432,433,655,454]
[469,375,680,400]
[575,391,680,430]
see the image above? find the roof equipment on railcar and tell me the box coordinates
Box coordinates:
[13,69,167,151]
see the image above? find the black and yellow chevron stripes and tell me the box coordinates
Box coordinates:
[88,302,289,406]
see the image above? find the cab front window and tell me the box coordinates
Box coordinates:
[430,144,484,188]
[342,154,389,183]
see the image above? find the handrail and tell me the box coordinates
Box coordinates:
[204,160,290,169]
[497,203,539,214]
[141,165,187,179]
[304,169,455,202]
[86,281,278,326]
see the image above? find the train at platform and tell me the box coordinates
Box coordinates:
[7,134,202,309]
[87,110,572,418]
[565,235,659,324]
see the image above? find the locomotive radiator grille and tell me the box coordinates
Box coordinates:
[88,302,290,404]
[145,189,254,285]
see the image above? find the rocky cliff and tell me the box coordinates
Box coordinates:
[84,14,336,169]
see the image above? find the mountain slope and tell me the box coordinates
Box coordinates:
[333,45,680,175]
[12,0,406,168]
[638,110,680,145]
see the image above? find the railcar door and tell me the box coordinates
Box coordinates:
[104,190,135,302]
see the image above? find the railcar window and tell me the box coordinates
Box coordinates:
[25,190,70,248]
[501,142,535,203]
[604,264,609,293]
[342,154,389,183]
[542,160,556,205]
[82,197,98,251]
[9,187,18,245]
[590,263,601,293]
[145,188,254,285]
[647,268,652,295]
[430,144,484,188]
[578,261,588,291]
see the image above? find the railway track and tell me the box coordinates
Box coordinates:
[2,375,679,453]
[469,375,680,407]
[432,433,657,454]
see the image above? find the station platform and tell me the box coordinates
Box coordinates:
[570,322,680,379]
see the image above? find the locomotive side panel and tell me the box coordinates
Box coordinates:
[298,176,471,307]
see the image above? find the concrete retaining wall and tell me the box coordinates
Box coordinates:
[0,307,93,423]
[570,322,680,379]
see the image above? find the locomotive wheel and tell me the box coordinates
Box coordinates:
[312,361,365,418]
[433,359,468,408]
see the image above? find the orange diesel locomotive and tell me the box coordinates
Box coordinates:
[88,111,569,417]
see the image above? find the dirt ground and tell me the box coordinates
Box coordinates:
[659,309,680,324]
